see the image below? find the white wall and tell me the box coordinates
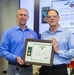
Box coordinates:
[20,0,34,30]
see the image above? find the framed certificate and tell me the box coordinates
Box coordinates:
[23,38,54,66]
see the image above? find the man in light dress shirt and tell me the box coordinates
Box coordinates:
[39,9,74,75]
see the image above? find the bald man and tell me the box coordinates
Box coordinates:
[0,8,38,75]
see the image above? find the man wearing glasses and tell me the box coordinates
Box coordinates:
[39,9,74,75]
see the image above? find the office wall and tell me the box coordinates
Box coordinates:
[20,0,34,30]
[0,0,19,75]
[0,0,19,33]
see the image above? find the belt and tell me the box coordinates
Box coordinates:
[52,64,66,67]
[42,64,66,68]
[8,62,31,67]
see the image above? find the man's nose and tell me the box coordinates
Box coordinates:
[51,16,54,19]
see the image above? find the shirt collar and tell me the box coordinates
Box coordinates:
[15,25,30,31]
[46,26,62,34]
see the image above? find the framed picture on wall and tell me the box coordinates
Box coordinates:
[42,7,50,23]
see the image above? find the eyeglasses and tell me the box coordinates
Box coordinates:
[47,15,58,19]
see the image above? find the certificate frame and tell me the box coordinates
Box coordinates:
[23,38,54,66]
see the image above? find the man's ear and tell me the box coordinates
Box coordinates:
[58,17,60,21]
[16,14,18,24]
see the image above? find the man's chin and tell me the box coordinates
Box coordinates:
[21,24,25,25]
[50,24,56,27]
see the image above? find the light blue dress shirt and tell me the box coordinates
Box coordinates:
[41,26,74,65]
[0,25,38,62]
